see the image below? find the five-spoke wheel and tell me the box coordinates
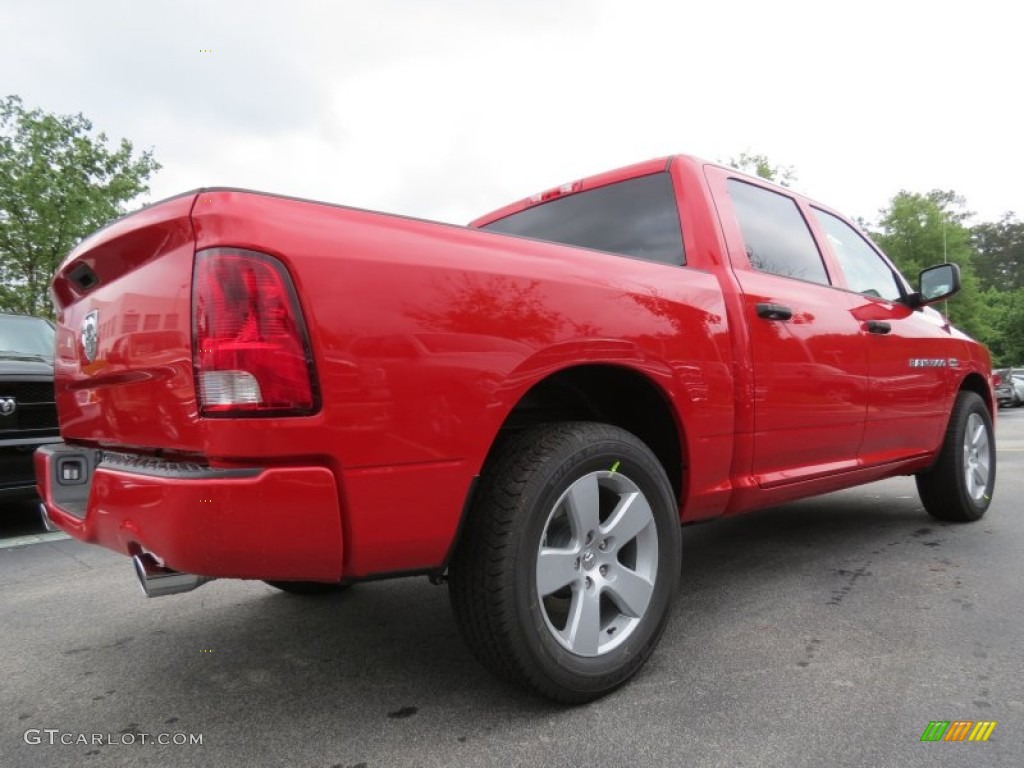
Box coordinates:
[536,470,659,657]
[961,411,992,504]
[917,390,996,522]
[448,422,681,703]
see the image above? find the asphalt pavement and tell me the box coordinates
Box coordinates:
[2,409,1022,767]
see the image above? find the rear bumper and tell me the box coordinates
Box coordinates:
[34,443,343,581]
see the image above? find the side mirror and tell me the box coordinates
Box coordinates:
[920,263,961,302]
[904,263,961,307]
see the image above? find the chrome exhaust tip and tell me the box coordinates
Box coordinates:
[38,503,59,533]
[132,553,211,598]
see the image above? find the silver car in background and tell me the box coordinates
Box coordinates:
[994,368,1024,408]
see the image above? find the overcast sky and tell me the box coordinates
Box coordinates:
[2,0,1020,227]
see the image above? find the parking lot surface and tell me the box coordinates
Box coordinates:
[2,409,1022,767]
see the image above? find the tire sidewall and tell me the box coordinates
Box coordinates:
[511,434,680,692]
[951,393,996,518]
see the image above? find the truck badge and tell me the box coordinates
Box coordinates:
[82,310,99,363]
[0,397,15,416]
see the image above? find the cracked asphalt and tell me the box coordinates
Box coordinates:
[2,409,1022,767]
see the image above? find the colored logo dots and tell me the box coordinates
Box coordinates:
[921,720,997,742]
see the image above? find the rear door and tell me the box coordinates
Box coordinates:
[707,170,869,487]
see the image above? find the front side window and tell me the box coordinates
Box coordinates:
[727,179,830,285]
[481,172,685,266]
[812,208,903,301]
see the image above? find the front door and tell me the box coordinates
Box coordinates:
[808,206,953,462]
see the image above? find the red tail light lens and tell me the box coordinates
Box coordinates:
[192,248,318,416]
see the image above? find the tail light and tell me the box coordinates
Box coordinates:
[192,248,318,416]
[992,373,1001,387]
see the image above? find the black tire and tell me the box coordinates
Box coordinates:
[448,422,681,703]
[916,391,995,522]
[264,581,350,595]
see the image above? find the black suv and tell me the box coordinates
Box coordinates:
[0,314,60,501]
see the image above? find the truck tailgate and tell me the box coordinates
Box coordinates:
[51,193,202,453]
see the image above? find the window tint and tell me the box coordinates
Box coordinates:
[481,172,685,266]
[811,208,902,300]
[727,179,829,285]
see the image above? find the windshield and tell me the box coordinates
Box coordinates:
[0,315,56,358]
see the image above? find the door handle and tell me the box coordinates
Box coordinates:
[755,302,793,321]
[865,320,892,335]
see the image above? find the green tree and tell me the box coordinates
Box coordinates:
[872,190,994,344]
[0,95,160,316]
[726,151,797,187]
[972,213,1024,292]
[982,287,1024,366]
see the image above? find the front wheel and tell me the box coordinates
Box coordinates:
[448,422,681,703]
[916,390,995,522]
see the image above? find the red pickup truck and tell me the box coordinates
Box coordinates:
[36,155,995,702]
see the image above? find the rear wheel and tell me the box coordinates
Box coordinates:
[264,581,350,595]
[916,391,995,522]
[448,422,681,703]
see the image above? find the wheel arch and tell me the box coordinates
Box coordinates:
[439,363,689,576]
[959,371,994,417]
[485,363,687,500]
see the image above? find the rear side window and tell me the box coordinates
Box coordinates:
[481,172,685,266]
[727,179,830,286]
